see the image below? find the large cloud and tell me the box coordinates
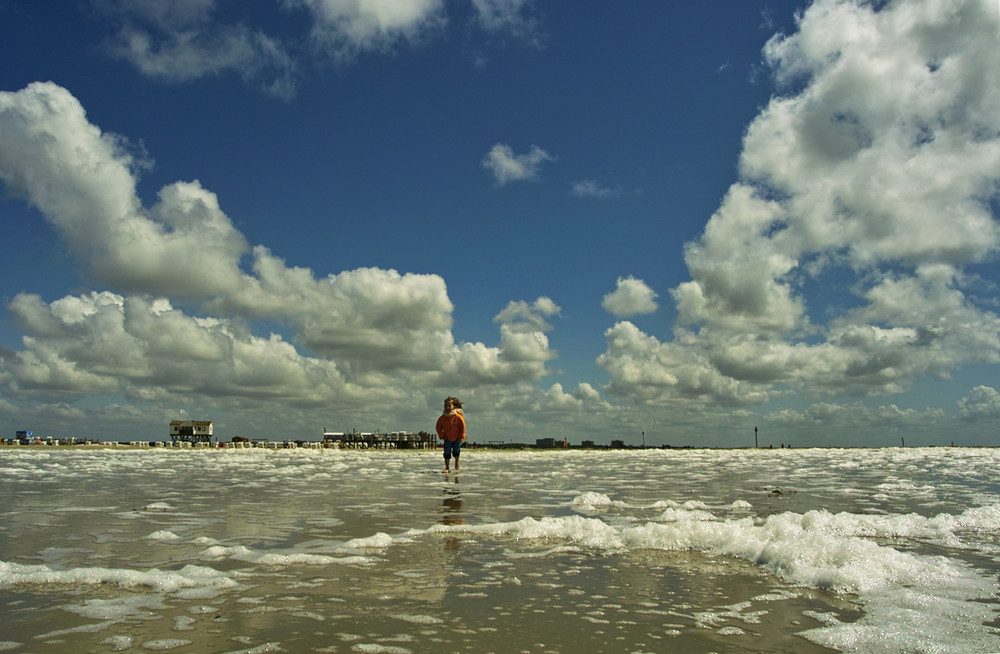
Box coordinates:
[0,82,559,403]
[599,0,1000,405]
[5,292,354,404]
[743,0,1000,270]
[220,249,457,377]
[0,83,250,299]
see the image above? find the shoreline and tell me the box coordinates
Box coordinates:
[1,442,996,451]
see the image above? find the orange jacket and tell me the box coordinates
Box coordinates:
[436,412,466,442]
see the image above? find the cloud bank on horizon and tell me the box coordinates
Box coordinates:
[0,0,998,445]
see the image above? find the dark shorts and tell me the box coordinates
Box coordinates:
[443,440,462,458]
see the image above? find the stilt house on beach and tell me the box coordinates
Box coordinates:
[169,420,213,443]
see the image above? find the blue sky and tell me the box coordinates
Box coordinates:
[1,0,999,447]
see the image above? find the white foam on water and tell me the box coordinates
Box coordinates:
[99,635,134,651]
[571,491,743,517]
[141,638,192,650]
[35,620,114,639]
[173,614,197,630]
[0,560,239,594]
[3,446,999,652]
[63,594,166,620]
[351,645,412,653]
[144,530,183,541]
[142,502,175,512]
[570,491,614,510]
[658,506,716,522]
[503,545,581,559]
[227,643,284,654]
[344,532,399,549]
[394,614,443,625]
[197,544,370,566]
[215,643,282,654]
[415,496,1000,653]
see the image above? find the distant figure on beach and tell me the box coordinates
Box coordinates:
[436,396,466,473]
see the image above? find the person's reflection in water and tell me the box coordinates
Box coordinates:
[440,477,464,550]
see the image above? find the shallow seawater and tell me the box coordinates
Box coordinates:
[0,446,998,653]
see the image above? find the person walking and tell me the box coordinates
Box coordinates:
[436,396,466,472]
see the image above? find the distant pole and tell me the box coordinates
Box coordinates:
[642,431,645,449]
[754,425,758,448]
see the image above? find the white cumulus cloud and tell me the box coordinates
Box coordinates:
[294,0,445,60]
[472,0,543,44]
[958,386,1000,420]
[602,276,658,317]
[482,143,554,186]
[92,0,543,95]
[0,82,250,299]
[0,82,562,408]
[598,0,1000,406]
[571,179,627,199]
[96,0,297,97]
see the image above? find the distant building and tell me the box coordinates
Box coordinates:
[536,438,568,448]
[322,429,433,449]
[169,420,213,443]
[611,440,625,449]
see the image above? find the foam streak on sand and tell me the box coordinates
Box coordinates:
[0,447,998,652]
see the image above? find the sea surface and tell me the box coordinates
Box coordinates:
[1,446,998,653]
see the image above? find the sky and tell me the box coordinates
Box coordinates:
[1,0,999,448]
